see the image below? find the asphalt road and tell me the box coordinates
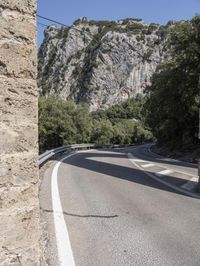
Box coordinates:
[40,145,200,266]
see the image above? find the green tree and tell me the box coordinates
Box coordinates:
[39,95,152,151]
[39,97,77,152]
[73,105,93,143]
[145,15,200,149]
[91,119,114,144]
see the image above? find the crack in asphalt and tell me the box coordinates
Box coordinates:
[41,208,118,219]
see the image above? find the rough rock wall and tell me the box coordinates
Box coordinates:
[38,18,170,111]
[0,1,40,264]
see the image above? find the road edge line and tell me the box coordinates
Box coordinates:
[51,153,76,266]
[128,153,200,200]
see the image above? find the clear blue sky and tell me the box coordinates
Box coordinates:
[37,0,200,46]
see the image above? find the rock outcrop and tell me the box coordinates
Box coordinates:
[38,18,172,111]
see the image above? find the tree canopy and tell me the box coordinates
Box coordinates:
[145,16,200,150]
[39,96,152,152]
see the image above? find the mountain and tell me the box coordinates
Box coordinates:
[38,17,173,111]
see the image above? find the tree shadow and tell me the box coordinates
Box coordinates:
[59,150,199,200]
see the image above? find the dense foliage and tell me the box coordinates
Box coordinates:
[145,16,200,150]
[39,96,152,152]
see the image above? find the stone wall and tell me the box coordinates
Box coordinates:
[0,0,40,264]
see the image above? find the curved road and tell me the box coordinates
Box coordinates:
[40,145,200,266]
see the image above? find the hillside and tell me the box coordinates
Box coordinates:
[38,17,173,111]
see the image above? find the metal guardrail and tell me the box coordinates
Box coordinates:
[38,143,138,167]
[38,143,96,167]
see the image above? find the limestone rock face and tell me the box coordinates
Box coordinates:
[38,18,171,110]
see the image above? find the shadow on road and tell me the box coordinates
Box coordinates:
[58,150,199,200]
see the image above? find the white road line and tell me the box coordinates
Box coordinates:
[181,177,199,191]
[130,159,146,162]
[128,153,200,200]
[141,163,155,168]
[51,153,76,266]
[156,169,173,176]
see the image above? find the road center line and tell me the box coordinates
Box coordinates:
[141,163,155,168]
[51,153,76,266]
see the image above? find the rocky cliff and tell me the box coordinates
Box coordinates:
[38,17,172,111]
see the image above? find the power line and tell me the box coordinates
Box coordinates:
[37,14,91,36]
[37,14,68,27]
[37,14,88,41]
[37,14,105,48]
